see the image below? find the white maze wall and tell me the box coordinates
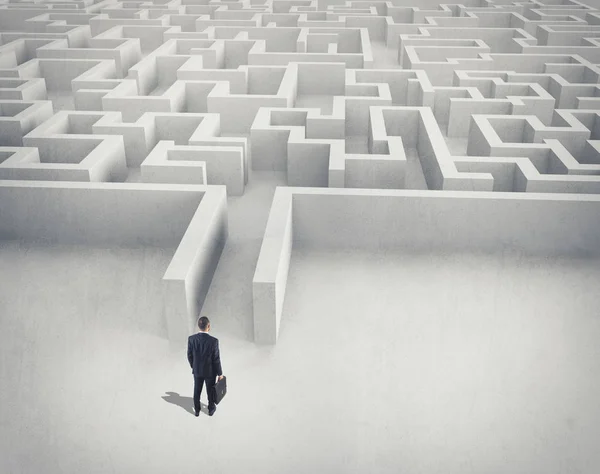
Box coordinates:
[2,0,600,472]
[4,0,600,342]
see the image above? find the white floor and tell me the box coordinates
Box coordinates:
[371,41,401,69]
[47,92,75,112]
[1,235,599,473]
[282,248,600,474]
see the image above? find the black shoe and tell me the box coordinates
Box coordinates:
[208,406,216,416]
[194,409,200,417]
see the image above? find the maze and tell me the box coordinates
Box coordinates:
[3,0,600,472]
[2,0,600,345]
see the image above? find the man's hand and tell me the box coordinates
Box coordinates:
[218,375,224,381]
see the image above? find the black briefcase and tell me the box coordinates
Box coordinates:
[214,376,227,405]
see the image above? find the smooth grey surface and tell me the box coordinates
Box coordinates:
[1,244,599,474]
[0,181,204,247]
[291,189,600,256]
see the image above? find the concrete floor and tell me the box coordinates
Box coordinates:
[47,92,75,112]
[371,41,401,69]
[1,222,599,473]
[282,248,600,474]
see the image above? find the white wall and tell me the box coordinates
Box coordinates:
[0,181,203,247]
[252,187,293,344]
[141,141,246,195]
[253,187,600,343]
[292,189,600,256]
[163,186,228,345]
[0,181,229,345]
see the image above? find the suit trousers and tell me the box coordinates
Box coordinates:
[193,374,216,412]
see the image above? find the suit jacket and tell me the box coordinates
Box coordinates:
[188,332,223,378]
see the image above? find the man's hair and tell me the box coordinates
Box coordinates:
[198,316,210,331]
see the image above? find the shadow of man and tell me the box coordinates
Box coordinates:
[162,392,199,416]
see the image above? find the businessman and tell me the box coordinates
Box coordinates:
[187,316,224,417]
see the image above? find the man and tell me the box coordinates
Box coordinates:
[187,316,224,417]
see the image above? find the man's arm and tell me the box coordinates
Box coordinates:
[187,337,193,368]
[213,340,223,376]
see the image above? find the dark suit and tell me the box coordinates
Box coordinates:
[187,332,223,412]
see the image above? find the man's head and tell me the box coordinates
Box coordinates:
[198,316,210,332]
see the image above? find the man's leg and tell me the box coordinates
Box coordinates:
[193,375,204,413]
[206,376,217,411]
